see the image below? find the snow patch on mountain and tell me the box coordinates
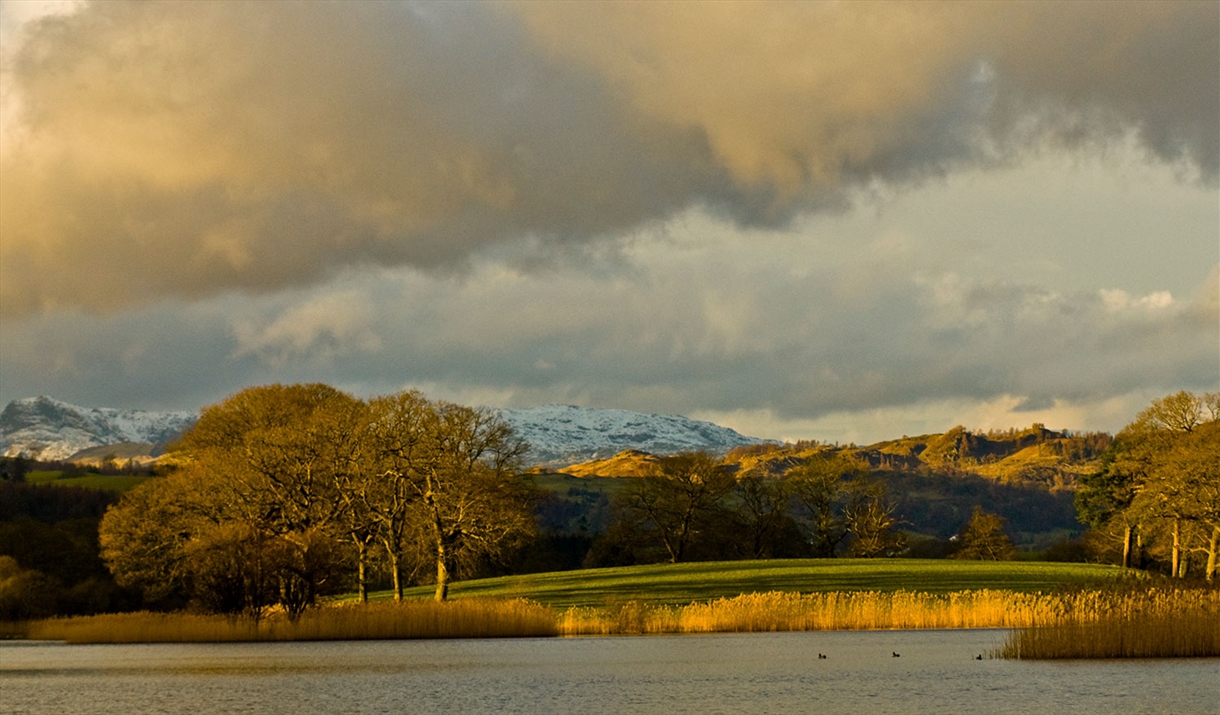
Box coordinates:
[0,396,197,461]
[497,404,770,466]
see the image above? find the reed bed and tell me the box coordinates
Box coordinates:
[995,588,1220,659]
[26,599,557,644]
[556,588,1220,645]
[21,587,1219,659]
[556,590,1058,636]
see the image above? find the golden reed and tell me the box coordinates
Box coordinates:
[996,588,1220,659]
[557,589,1061,636]
[21,588,1219,658]
[26,599,557,644]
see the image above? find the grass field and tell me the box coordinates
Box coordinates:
[23,470,151,492]
[366,559,1127,609]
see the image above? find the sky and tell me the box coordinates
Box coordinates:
[0,0,1217,445]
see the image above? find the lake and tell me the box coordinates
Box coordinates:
[2,630,1217,714]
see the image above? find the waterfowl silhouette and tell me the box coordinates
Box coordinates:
[975,654,983,660]
[818,653,827,659]
[892,652,900,657]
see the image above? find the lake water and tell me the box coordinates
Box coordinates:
[2,630,1217,714]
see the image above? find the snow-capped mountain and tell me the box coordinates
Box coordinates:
[0,396,197,461]
[497,404,770,466]
[0,397,769,467]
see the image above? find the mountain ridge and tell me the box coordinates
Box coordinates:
[498,404,770,466]
[0,397,770,467]
[0,396,197,462]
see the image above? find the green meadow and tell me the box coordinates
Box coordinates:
[364,559,1127,609]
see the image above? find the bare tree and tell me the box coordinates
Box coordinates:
[843,475,903,558]
[367,396,533,601]
[619,451,735,563]
[785,454,865,557]
[363,390,432,600]
[732,471,794,559]
[418,402,534,601]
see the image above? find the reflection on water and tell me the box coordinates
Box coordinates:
[2,630,1217,714]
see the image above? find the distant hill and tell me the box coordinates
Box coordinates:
[66,442,164,467]
[559,423,1111,491]
[557,449,662,477]
[542,424,1110,547]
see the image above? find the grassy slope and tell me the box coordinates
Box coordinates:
[369,559,1125,609]
[24,470,151,492]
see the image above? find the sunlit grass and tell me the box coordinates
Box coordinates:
[368,559,1127,608]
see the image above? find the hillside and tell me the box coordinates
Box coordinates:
[557,449,662,477]
[540,424,1109,548]
[560,424,1110,491]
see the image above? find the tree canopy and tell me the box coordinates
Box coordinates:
[1075,391,1220,580]
[99,384,535,615]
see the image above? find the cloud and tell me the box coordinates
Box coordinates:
[205,219,1220,421]
[230,289,382,367]
[1,201,1214,440]
[0,1,727,315]
[511,1,1218,186]
[1,1,1215,316]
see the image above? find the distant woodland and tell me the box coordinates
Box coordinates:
[1,387,1216,621]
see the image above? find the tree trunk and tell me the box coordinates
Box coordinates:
[1121,524,1133,569]
[1172,519,1181,578]
[425,485,450,602]
[434,550,450,602]
[1206,526,1219,583]
[356,540,368,603]
[389,550,403,601]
